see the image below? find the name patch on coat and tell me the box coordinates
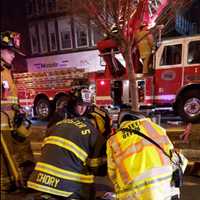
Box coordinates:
[36,172,60,188]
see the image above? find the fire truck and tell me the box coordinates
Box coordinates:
[96,35,200,123]
[94,0,200,123]
[13,68,90,120]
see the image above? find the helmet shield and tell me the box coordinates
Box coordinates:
[73,87,93,106]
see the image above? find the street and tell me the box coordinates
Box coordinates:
[1,115,200,200]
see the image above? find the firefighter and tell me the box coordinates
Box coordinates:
[27,106,111,200]
[1,31,35,191]
[135,23,154,74]
[47,86,94,128]
[106,110,188,200]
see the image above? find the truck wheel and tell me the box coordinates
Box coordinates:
[177,89,200,123]
[35,98,51,120]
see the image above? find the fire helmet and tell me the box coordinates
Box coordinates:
[118,110,145,125]
[87,106,111,138]
[0,31,25,56]
[71,87,93,106]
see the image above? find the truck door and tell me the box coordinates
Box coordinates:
[184,39,200,84]
[154,41,183,105]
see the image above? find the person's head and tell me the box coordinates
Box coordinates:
[68,87,93,117]
[0,31,25,64]
[118,110,145,125]
[87,106,111,138]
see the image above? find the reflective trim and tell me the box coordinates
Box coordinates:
[27,181,72,198]
[87,157,107,167]
[1,99,18,104]
[43,136,88,163]
[134,166,172,183]
[1,96,18,103]
[1,135,21,181]
[117,173,172,194]
[35,162,94,183]
[1,124,13,130]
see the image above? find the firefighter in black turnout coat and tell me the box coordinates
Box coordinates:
[28,106,111,200]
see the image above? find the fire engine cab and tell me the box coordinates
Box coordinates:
[96,35,200,123]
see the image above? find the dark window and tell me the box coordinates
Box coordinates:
[37,0,46,14]
[91,23,103,46]
[48,21,57,51]
[75,19,89,48]
[58,18,72,50]
[188,40,200,64]
[160,44,182,66]
[47,0,56,12]
[61,31,71,49]
[50,33,56,50]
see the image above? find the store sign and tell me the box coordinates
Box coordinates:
[27,50,104,72]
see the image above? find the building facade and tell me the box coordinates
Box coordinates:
[25,0,104,73]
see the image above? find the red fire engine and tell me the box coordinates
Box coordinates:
[94,0,200,123]
[13,68,89,120]
[96,35,200,123]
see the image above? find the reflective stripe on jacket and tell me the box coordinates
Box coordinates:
[107,118,177,200]
[28,118,107,198]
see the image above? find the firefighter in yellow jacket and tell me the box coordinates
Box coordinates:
[28,106,111,200]
[107,110,187,200]
[135,24,154,74]
[1,31,35,191]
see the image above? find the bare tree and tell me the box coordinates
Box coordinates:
[60,0,189,110]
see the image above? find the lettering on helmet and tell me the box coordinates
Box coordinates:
[36,172,60,188]
[81,88,92,103]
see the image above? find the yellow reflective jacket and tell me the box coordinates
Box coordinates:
[1,60,18,131]
[107,118,179,200]
[1,60,35,190]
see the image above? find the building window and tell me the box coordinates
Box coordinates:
[36,0,46,14]
[74,18,89,48]
[160,44,182,66]
[48,20,58,51]
[38,22,48,53]
[91,22,103,46]
[29,24,39,54]
[47,0,56,13]
[26,0,37,16]
[188,40,200,64]
[58,17,72,50]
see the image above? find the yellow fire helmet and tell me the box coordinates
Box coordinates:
[87,106,111,138]
[0,31,25,56]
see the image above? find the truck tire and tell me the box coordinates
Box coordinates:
[177,89,200,123]
[35,98,51,120]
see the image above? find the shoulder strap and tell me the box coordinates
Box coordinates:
[119,128,172,160]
